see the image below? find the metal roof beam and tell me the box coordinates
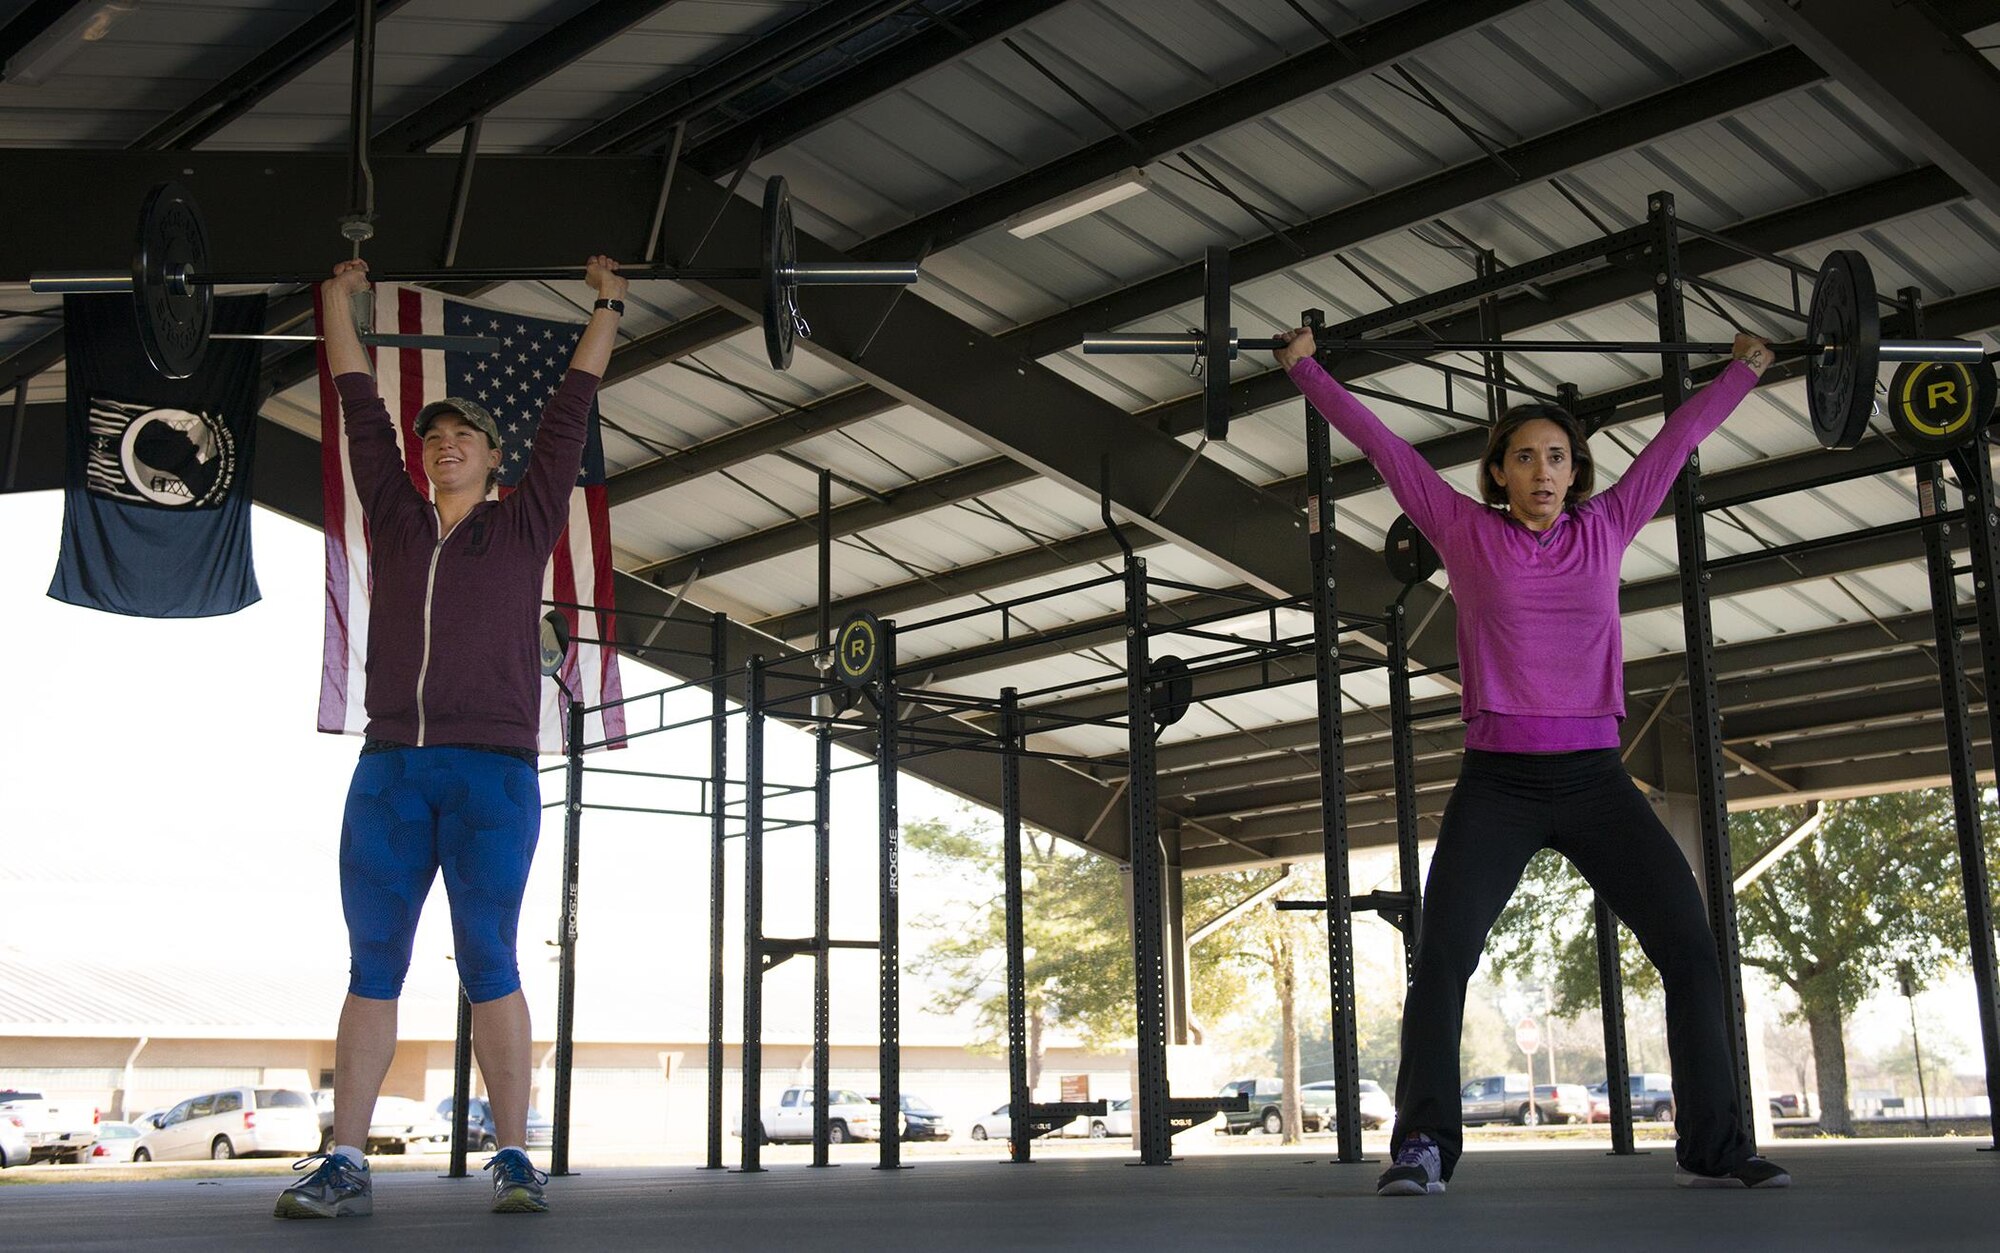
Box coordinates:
[129,0,420,151]
[999,46,1826,359]
[372,1,681,154]
[680,0,1074,176]
[855,0,1534,262]
[556,0,925,155]
[1749,0,2000,219]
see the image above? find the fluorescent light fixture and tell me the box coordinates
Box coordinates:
[4,3,141,86]
[1005,167,1152,239]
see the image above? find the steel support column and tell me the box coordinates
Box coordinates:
[812,719,833,1167]
[1001,687,1033,1165]
[1939,441,2000,1149]
[1594,898,1637,1154]
[446,988,472,1177]
[1304,309,1363,1165]
[551,690,586,1175]
[704,613,728,1170]
[1653,190,1756,1142]
[1125,555,1172,1165]
[876,623,905,1170]
[1385,600,1421,978]
[739,656,768,1173]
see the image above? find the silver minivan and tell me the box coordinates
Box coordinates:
[133,1088,320,1161]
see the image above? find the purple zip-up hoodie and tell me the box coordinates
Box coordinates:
[1287,355,1759,753]
[335,368,600,754]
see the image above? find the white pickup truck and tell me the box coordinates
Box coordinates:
[752,1087,887,1144]
[0,1090,99,1163]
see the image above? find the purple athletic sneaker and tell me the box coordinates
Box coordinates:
[1377,1132,1445,1196]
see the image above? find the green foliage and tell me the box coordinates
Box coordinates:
[1728,790,1992,1014]
[1484,849,1658,1014]
[903,810,1138,1055]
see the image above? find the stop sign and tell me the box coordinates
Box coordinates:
[1515,1018,1541,1054]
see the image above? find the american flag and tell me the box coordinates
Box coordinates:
[316,284,625,754]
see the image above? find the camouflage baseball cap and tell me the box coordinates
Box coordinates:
[414,397,502,448]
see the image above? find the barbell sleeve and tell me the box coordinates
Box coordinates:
[29,261,920,293]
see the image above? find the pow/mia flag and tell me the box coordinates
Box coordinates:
[49,293,265,617]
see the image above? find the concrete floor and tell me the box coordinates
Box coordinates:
[1,1139,1993,1251]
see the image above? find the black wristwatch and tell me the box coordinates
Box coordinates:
[593,298,625,315]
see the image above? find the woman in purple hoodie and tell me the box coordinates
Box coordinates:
[1275,327,1791,1197]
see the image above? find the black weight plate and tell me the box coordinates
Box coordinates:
[762,176,796,371]
[1805,249,1878,450]
[834,610,883,689]
[1204,245,1230,441]
[1385,514,1439,585]
[1148,654,1193,731]
[1888,358,1996,452]
[134,182,211,379]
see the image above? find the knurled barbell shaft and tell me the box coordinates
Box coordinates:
[1081,332,1985,363]
[26,260,918,294]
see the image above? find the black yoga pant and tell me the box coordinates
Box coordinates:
[1388,748,1752,1179]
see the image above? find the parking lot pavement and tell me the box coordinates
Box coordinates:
[0,1139,1992,1251]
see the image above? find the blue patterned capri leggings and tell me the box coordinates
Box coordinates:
[339,745,542,1004]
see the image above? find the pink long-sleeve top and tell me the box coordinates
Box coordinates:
[1286,355,1759,754]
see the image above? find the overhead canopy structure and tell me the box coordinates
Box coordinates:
[4,0,2000,874]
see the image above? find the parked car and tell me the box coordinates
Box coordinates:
[1582,1074,1677,1123]
[1091,1097,1133,1139]
[1535,1083,1593,1125]
[752,1087,884,1144]
[87,1121,144,1164]
[1460,1074,1538,1126]
[364,1096,453,1155]
[133,1088,319,1161]
[1299,1079,1394,1130]
[1769,1092,1809,1118]
[0,1089,98,1163]
[1216,1078,1336,1136]
[1,1108,30,1168]
[131,1108,169,1133]
[880,1093,948,1142]
[435,1096,555,1152]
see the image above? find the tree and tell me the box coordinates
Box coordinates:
[902,809,1261,1092]
[1191,867,1327,1143]
[1727,792,1988,1135]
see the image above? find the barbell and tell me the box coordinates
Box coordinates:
[27,176,919,380]
[1082,246,1990,451]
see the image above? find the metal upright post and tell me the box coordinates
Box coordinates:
[1384,599,1421,978]
[1000,687,1033,1164]
[813,471,834,1167]
[1930,445,2000,1149]
[1594,898,1637,1154]
[1651,190,1755,1139]
[1302,308,1363,1164]
[876,623,905,1170]
[739,656,768,1173]
[1124,554,1174,1165]
[446,989,472,1177]
[551,691,586,1176]
[812,721,833,1167]
[704,614,728,1170]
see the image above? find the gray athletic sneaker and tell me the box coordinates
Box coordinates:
[1675,1155,1792,1189]
[486,1147,549,1213]
[1376,1132,1446,1196]
[273,1152,372,1219]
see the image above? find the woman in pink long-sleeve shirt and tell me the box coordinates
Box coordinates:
[1277,328,1792,1197]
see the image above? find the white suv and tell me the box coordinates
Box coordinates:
[133,1087,320,1161]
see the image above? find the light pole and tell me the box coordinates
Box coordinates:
[1896,960,1931,1130]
